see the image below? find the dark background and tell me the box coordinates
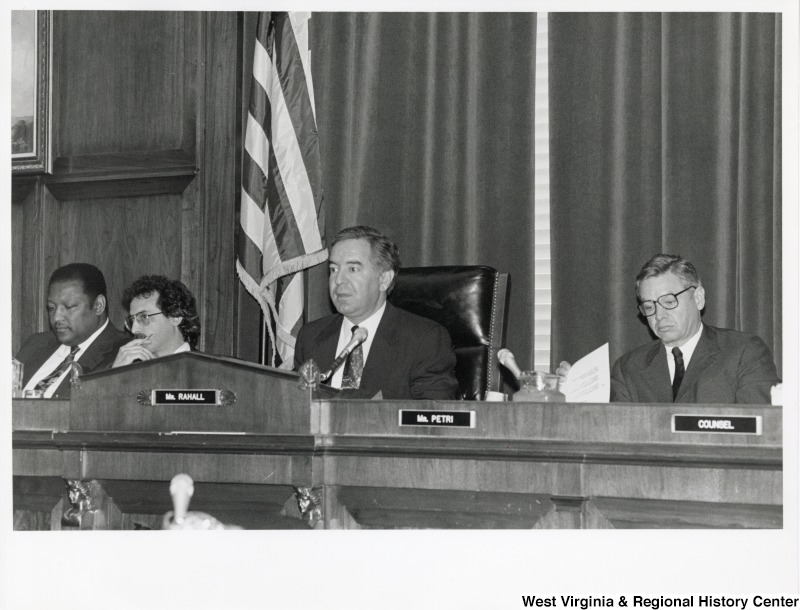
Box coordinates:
[11,12,782,378]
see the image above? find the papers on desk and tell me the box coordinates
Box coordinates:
[770,383,782,405]
[560,343,610,403]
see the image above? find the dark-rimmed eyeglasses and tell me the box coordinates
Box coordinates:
[125,311,164,331]
[638,286,696,317]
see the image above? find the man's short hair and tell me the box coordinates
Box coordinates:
[49,263,107,305]
[122,275,201,348]
[331,225,401,290]
[635,254,702,297]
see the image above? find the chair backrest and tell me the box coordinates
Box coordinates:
[389,266,510,400]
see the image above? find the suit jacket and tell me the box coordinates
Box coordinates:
[610,325,779,404]
[294,302,459,400]
[16,322,130,399]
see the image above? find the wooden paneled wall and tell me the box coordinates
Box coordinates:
[11,11,243,357]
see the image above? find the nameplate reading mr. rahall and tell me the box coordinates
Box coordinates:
[672,414,761,435]
[399,410,475,428]
[152,390,218,406]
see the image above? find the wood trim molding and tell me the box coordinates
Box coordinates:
[15,428,783,472]
[46,149,197,200]
[319,435,783,470]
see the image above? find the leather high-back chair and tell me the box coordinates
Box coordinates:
[389,266,510,400]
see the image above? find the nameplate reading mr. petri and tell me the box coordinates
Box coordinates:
[399,410,475,428]
[672,414,761,435]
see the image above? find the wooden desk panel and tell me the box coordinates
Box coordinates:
[70,353,315,434]
[12,368,782,530]
[314,399,782,529]
[315,399,782,446]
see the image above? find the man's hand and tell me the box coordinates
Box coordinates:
[555,360,572,381]
[112,336,155,368]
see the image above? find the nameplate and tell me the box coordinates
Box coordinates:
[152,390,220,406]
[672,414,761,435]
[398,410,475,428]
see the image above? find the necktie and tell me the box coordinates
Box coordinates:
[35,345,80,394]
[671,347,685,402]
[341,326,364,389]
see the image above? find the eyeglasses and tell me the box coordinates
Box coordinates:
[125,311,164,331]
[638,286,696,317]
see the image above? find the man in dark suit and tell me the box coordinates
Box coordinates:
[16,263,128,398]
[610,254,779,403]
[558,253,778,404]
[112,275,201,367]
[294,226,458,400]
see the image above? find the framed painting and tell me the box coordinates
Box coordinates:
[12,10,52,174]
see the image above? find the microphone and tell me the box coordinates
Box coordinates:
[164,473,241,530]
[169,473,194,525]
[321,326,369,381]
[497,348,523,380]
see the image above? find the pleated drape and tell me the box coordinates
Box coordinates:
[549,13,782,372]
[309,13,540,371]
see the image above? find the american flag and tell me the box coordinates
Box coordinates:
[236,12,326,368]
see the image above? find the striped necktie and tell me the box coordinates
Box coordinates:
[341,326,364,389]
[35,345,80,393]
[671,347,685,402]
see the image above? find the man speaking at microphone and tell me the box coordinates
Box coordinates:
[294,225,458,399]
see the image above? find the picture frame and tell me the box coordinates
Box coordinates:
[11,10,52,174]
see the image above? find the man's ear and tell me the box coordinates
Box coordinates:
[379,269,395,293]
[170,316,183,328]
[93,295,107,316]
[693,285,706,311]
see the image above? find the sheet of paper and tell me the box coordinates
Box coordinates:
[560,342,610,403]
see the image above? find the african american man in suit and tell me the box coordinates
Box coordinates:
[16,263,128,398]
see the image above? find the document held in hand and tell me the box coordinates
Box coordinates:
[560,343,610,403]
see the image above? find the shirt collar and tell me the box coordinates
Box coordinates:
[173,342,191,354]
[665,322,704,367]
[58,318,109,360]
[343,301,387,343]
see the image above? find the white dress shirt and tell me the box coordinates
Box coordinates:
[330,302,386,389]
[173,342,191,354]
[24,319,110,398]
[665,323,704,383]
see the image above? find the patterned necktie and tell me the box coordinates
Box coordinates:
[35,345,80,393]
[341,326,364,389]
[671,347,685,402]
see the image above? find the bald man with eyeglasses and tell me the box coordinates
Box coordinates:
[557,254,779,404]
[112,275,201,368]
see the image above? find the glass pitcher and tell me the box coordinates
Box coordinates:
[513,371,565,402]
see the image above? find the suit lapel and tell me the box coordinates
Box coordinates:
[78,324,115,372]
[313,316,343,383]
[21,335,60,385]
[51,324,116,397]
[318,316,342,362]
[675,325,719,402]
[641,342,673,403]
[360,303,398,392]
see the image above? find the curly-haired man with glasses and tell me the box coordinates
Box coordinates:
[112,275,201,368]
[558,254,779,404]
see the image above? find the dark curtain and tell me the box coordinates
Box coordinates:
[308,13,540,371]
[549,13,782,373]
